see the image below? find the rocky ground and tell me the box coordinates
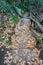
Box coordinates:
[0,14,43,65]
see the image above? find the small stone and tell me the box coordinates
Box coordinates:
[32,58,35,62]
[7,51,9,54]
[1,48,4,51]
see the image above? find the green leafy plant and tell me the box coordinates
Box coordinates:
[5,39,12,44]
[0,23,5,28]
[11,14,18,24]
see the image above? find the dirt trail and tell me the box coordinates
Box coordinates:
[6,18,42,65]
[0,14,43,65]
